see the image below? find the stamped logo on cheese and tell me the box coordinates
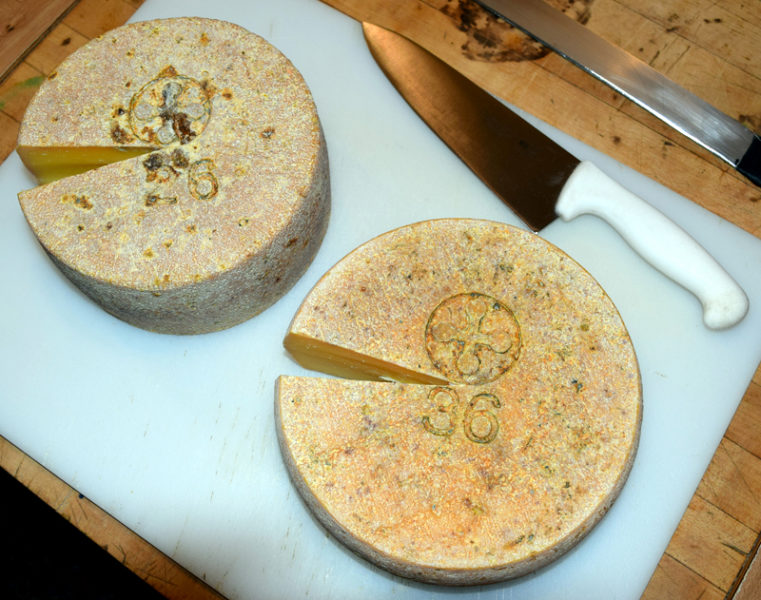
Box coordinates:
[279,219,642,585]
[132,68,219,206]
[422,387,501,444]
[141,149,218,206]
[425,292,521,384]
[129,69,212,145]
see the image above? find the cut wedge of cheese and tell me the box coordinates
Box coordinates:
[17,17,330,334]
[17,146,155,185]
[277,219,641,584]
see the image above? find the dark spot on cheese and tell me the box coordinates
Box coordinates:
[286,237,299,247]
[222,89,233,99]
[140,127,156,142]
[145,194,177,206]
[200,79,216,100]
[158,65,179,78]
[172,112,196,144]
[170,147,189,169]
[261,126,275,139]
[110,123,133,143]
[143,153,164,171]
[62,193,92,210]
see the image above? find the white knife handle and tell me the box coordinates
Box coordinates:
[555,161,748,330]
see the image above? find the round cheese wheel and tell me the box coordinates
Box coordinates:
[17,17,330,334]
[278,218,641,584]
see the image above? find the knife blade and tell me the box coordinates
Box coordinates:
[362,22,748,330]
[474,0,761,187]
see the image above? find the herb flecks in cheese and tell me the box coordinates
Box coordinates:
[278,219,641,585]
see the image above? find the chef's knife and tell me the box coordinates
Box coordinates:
[474,0,761,187]
[362,22,748,330]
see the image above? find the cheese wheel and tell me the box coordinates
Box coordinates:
[278,219,641,584]
[17,18,330,334]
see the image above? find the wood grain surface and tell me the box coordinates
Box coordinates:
[0,0,79,81]
[1,0,760,598]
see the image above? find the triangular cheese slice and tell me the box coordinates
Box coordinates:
[17,18,329,334]
[278,219,641,584]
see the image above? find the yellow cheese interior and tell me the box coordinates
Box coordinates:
[17,145,155,184]
[284,332,448,385]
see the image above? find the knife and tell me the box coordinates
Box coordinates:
[362,22,748,330]
[474,0,761,188]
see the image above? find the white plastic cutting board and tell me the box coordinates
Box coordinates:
[2,1,761,598]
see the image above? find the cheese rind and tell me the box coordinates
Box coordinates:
[17,18,330,334]
[279,219,641,584]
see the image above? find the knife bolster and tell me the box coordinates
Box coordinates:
[737,135,761,188]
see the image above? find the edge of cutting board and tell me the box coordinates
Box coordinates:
[1,1,761,598]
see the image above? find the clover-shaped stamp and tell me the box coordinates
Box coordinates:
[129,73,211,145]
[425,292,521,384]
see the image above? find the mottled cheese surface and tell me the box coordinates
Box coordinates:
[17,17,330,334]
[278,219,641,584]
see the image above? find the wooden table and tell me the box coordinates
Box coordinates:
[1,0,759,598]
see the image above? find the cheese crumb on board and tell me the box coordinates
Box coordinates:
[17,17,330,334]
[278,218,641,585]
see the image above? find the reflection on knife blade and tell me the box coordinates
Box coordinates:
[474,0,761,187]
[362,22,748,329]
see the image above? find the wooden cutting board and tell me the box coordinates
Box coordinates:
[1,1,760,599]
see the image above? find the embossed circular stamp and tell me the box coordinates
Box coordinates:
[425,292,521,384]
[129,74,211,144]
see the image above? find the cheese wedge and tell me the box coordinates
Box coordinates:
[17,18,330,334]
[278,219,641,584]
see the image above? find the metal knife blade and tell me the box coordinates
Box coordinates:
[362,22,748,329]
[474,0,761,187]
